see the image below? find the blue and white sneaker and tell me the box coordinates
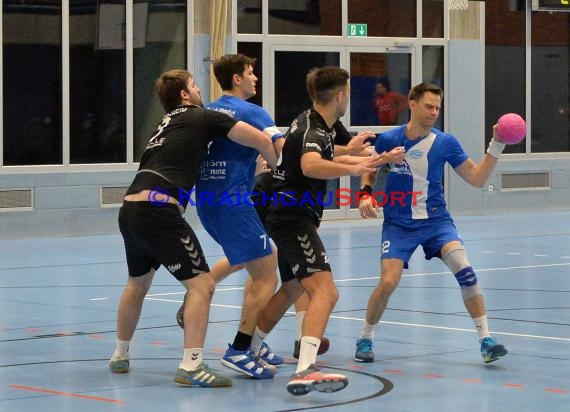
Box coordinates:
[354,338,374,363]
[221,344,276,379]
[257,342,284,366]
[480,337,508,363]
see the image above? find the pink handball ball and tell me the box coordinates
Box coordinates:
[497,113,526,144]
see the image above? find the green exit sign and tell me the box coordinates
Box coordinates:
[347,23,367,37]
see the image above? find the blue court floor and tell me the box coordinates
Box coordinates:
[1,211,569,411]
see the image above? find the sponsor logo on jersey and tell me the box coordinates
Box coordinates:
[408,149,423,159]
[207,106,236,118]
[305,142,321,151]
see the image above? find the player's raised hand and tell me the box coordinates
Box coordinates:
[346,131,374,155]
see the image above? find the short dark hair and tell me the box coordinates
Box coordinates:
[306,66,350,104]
[156,69,192,111]
[376,78,391,91]
[213,54,257,91]
[408,82,443,102]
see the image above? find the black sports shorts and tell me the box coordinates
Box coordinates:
[265,212,331,282]
[118,201,210,281]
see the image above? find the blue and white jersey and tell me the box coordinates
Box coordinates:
[375,125,468,227]
[196,95,282,209]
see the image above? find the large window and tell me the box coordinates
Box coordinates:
[134,0,187,161]
[70,1,126,164]
[3,0,62,165]
[531,9,570,152]
[486,1,570,153]
[1,0,188,167]
[274,51,340,126]
[348,0,417,38]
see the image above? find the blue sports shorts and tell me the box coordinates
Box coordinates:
[381,217,463,268]
[198,206,272,266]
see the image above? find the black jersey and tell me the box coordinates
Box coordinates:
[270,109,349,222]
[126,105,237,208]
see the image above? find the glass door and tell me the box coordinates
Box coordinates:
[267,45,414,221]
[344,47,413,219]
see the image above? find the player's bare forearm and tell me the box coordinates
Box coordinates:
[333,155,372,165]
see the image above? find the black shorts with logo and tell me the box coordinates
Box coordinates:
[265,212,331,282]
[118,201,210,281]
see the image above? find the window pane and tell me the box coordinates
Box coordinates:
[269,0,341,35]
[348,0,416,38]
[70,0,126,163]
[485,2,525,154]
[237,42,263,107]
[422,0,444,38]
[237,0,261,34]
[350,52,411,127]
[423,45,444,130]
[274,51,340,126]
[3,1,62,165]
[531,10,570,152]
[134,0,186,161]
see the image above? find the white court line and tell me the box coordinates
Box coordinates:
[330,315,570,342]
[99,262,570,342]
[143,300,569,343]
[90,298,108,301]
[336,261,570,282]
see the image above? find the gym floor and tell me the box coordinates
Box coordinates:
[1,211,569,411]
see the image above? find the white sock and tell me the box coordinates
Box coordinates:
[249,326,268,357]
[473,315,490,340]
[296,336,320,373]
[180,348,203,371]
[112,338,130,360]
[295,311,305,341]
[361,320,376,339]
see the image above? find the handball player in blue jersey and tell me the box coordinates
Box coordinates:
[195,54,284,379]
[355,83,508,364]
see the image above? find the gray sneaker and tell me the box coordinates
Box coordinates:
[174,362,233,387]
[354,338,374,363]
[109,357,129,373]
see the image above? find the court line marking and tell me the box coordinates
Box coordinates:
[9,384,127,404]
[336,262,570,282]
[142,297,570,343]
[140,262,570,296]
[328,315,570,342]
[117,262,570,343]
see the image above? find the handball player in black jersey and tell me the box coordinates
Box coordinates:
[108,69,277,388]
[255,66,404,395]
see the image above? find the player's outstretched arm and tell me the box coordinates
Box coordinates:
[227,121,278,169]
[455,125,504,188]
[301,152,378,179]
[334,131,374,156]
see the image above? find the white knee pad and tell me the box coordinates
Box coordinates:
[442,246,482,301]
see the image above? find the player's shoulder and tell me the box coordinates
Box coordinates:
[432,128,460,143]
[377,125,406,142]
